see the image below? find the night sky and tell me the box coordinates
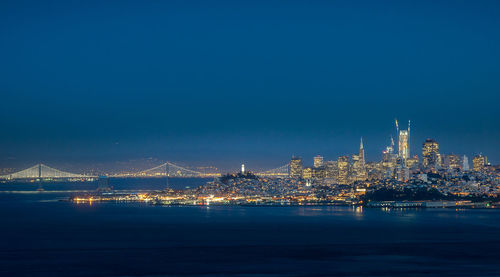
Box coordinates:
[1,0,499,171]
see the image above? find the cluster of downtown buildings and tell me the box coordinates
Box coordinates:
[288,120,497,194]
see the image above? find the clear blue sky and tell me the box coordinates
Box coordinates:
[1,0,499,170]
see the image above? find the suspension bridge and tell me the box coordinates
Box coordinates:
[0,164,95,180]
[114,161,221,178]
[255,163,289,177]
[0,161,291,181]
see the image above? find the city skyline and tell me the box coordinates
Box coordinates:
[0,124,494,177]
[0,126,496,173]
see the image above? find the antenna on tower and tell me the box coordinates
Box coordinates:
[408,120,411,136]
[37,163,43,191]
[408,120,411,157]
[395,119,399,155]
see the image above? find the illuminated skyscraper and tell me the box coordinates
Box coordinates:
[313,155,324,168]
[353,137,367,181]
[473,154,487,172]
[462,155,470,171]
[382,149,395,164]
[443,154,460,170]
[382,136,397,179]
[398,130,409,160]
[324,161,338,179]
[359,137,365,165]
[289,156,303,178]
[422,139,440,169]
[337,156,350,184]
[396,119,410,161]
[302,167,313,179]
[313,166,326,179]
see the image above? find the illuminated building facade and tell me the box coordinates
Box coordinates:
[422,139,440,169]
[473,154,487,172]
[359,137,365,164]
[313,155,324,168]
[303,166,326,179]
[382,137,397,178]
[382,150,396,165]
[352,154,360,179]
[396,166,410,182]
[302,167,313,179]
[443,154,460,170]
[462,155,470,171]
[313,166,326,179]
[398,130,409,161]
[406,155,419,168]
[352,137,367,181]
[324,161,338,179]
[337,156,350,184]
[395,119,411,162]
[289,156,303,178]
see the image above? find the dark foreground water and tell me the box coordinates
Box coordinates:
[1,180,499,276]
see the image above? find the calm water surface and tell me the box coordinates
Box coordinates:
[0,179,499,276]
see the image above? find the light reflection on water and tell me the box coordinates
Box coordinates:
[0,187,499,276]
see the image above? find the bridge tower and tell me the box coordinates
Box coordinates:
[165,162,170,191]
[37,164,44,191]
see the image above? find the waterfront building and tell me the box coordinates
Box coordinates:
[313,155,324,168]
[337,156,350,184]
[422,139,440,169]
[289,156,303,178]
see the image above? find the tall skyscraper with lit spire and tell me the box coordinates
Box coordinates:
[353,137,367,181]
[359,137,365,165]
